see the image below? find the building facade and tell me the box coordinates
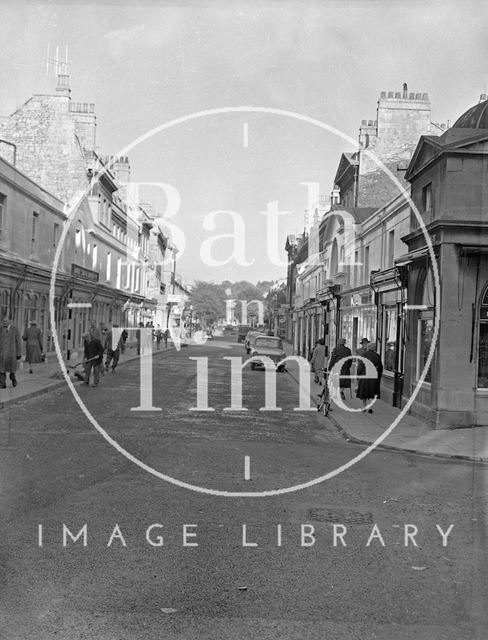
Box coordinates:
[0,73,170,355]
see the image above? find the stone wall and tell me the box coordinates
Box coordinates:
[0,93,89,203]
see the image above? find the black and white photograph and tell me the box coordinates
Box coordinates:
[1,1,487,638]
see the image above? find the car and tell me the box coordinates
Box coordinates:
[244,330,261,354]
[250,336,286,372]
[237,324,250,343]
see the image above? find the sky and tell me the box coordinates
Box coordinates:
[1,0,488,285]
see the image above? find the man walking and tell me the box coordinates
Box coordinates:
[104,324,122,372]
[83,327,104,387]
[0,316,22,388]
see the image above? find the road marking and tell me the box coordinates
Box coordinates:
[67,302,92,309]
[404,304,428,311]
[243,122,249,147]
[244,455,250,480]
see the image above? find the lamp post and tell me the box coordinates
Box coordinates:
[189,305,193,338]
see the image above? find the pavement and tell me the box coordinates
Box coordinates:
[0,341,176,410]
[1,336,487,463]
[282,341,488,463]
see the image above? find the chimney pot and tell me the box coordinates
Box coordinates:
[388,91,394,98]
[361,119,367,125]
[402,82,408,98]
[380,91,386,98]
[368,120,373,126]
[415,93,421,99]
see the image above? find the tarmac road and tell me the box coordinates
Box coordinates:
[0,337,487,639]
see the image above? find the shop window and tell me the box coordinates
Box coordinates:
[416,269,435,383]
[478,286,488,388]
[382,307,398,373]
[0,290,9,318]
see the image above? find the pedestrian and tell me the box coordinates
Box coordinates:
[22,321,44,374]
[155,324,163,350]
[120,328,128,354]
[136,322,144,355]
[310,338,327,385]
[356,337,370,358]
[328,337,353,400]
[356,341,383,413]
[163,327,169,349]
[104,324,122,372]
[83,327,104,387]
[0,316,22,388]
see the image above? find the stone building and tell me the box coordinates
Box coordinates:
[0,73,168,354]
[401,95,488,427]
[286,85,440,362]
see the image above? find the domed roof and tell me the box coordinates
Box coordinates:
[452,98,488,129]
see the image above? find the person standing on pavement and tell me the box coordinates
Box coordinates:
[356,341,383,413]
[163,327,169,349]
[155,324,163,350]
[310,338,327,385]
[22,321,44,374]
[83,327,104,387]
[0,316,22,388]
[328,337,353,400]
[136,322,144,355]
[104,324,122,372]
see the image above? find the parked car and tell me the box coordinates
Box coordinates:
[244,330,261,354]
[237,324,250,343]
[250,336,286,371]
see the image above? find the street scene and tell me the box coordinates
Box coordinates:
[1,1,488,638]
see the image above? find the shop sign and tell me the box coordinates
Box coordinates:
[71,263,99,283]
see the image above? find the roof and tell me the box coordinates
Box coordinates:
[452,99,488,129]
[357,161,409,208]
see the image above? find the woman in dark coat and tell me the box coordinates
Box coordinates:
[22,321,43,374]
[356,342,383,412]
[328,338,353,399]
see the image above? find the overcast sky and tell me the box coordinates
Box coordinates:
[1,0,487,284]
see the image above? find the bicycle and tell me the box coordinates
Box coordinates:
[317,370,332,417]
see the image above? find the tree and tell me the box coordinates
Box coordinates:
[188,281,226,327]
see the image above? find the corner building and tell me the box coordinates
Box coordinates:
[402,96,488,427]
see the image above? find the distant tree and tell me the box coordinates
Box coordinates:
[189,281,226,327]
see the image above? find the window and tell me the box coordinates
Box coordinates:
[92,244,98,269]
[53,223,59,250]
[388,230,395,267]
[106,252,111,281]
[363,245,370,282]
[31,212,39,255]
[422,183,432,214]
[0,193,5,240]
[353,250,359,287]
[478,286,488,388]
[116,258,122,289]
